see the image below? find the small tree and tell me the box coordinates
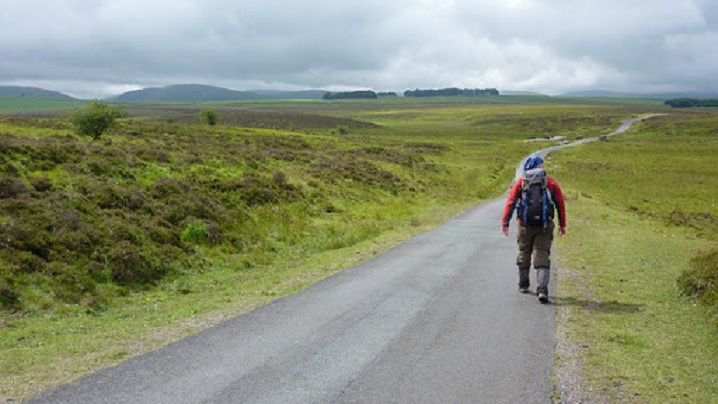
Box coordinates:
[70,100,125,140]
[199,109,220,126]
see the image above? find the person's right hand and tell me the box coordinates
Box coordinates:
[501,226,510,236]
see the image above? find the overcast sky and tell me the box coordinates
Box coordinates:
[1,0,717,99]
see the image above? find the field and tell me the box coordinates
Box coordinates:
[0,96,715,402]
[551,110,718,402]
[0,98,87,114]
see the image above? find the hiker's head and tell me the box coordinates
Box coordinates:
[524,156,544,171]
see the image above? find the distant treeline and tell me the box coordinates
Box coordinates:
[323,91,378,100]
[665,98,718,108]
[404,87,499,97]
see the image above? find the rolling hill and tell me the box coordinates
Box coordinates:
[110,84,327,102]
[0,86,75,99]
[110,84,270,102]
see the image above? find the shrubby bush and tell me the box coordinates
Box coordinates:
[70,100,126,140]
[235,171,302,206]
[199,108,220,126]
[678,249,718,308]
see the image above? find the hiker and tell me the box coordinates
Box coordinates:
[501,155,566,303]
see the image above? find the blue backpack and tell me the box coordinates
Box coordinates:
[518,168,554,227]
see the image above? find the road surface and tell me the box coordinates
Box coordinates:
[31,199,553,403]
[29,116,655,403]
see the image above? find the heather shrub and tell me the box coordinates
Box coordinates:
[678,249,718,308]
[105,241,161,285]
[0,177,28,199]
[235,171,302,206]
[0,265,20,310]
[29,175,53,192]
[52,263,97,304]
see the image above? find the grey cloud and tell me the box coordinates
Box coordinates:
[1,0,717,97]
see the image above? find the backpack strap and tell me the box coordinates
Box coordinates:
[518,178,527,224]
[541,188,547,227]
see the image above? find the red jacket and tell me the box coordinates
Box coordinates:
[502,177,566,228]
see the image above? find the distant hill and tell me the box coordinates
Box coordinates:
[110,84,271,102]
[110,84,328,102]
[560,89,718,99]
[0,86,75,99]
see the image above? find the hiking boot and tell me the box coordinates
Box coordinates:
[518,268,530,293]
[536,267,550,302]
[537,286,549,303]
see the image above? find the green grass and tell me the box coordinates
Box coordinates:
[0,94,668,117]
[551,110,718,402]
[552,113,717,220]
[0,98,87,114]
[0,98,705,401]
[229,95,669,109]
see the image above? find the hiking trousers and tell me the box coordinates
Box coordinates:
[516,221,555,269]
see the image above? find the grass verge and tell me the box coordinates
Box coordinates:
[551,110,718,402]
[554,197,718,402]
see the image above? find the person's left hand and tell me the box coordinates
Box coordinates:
[558,227,567,236]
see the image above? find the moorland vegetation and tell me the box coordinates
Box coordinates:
[550,109,718,401]
[0,97,716,401]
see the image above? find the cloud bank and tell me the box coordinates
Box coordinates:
[1,0,716,98]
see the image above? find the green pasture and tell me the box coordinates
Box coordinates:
[227,95,668,110]
[0,98,86,114]
[551,109,718,402]
[0,98,715,401]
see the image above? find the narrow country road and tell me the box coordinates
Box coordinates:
[29,116,655,404]
[33,200,554,403]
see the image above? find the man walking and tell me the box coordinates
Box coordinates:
[501,155,566,303]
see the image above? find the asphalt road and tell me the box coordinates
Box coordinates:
[30,198,555,403]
